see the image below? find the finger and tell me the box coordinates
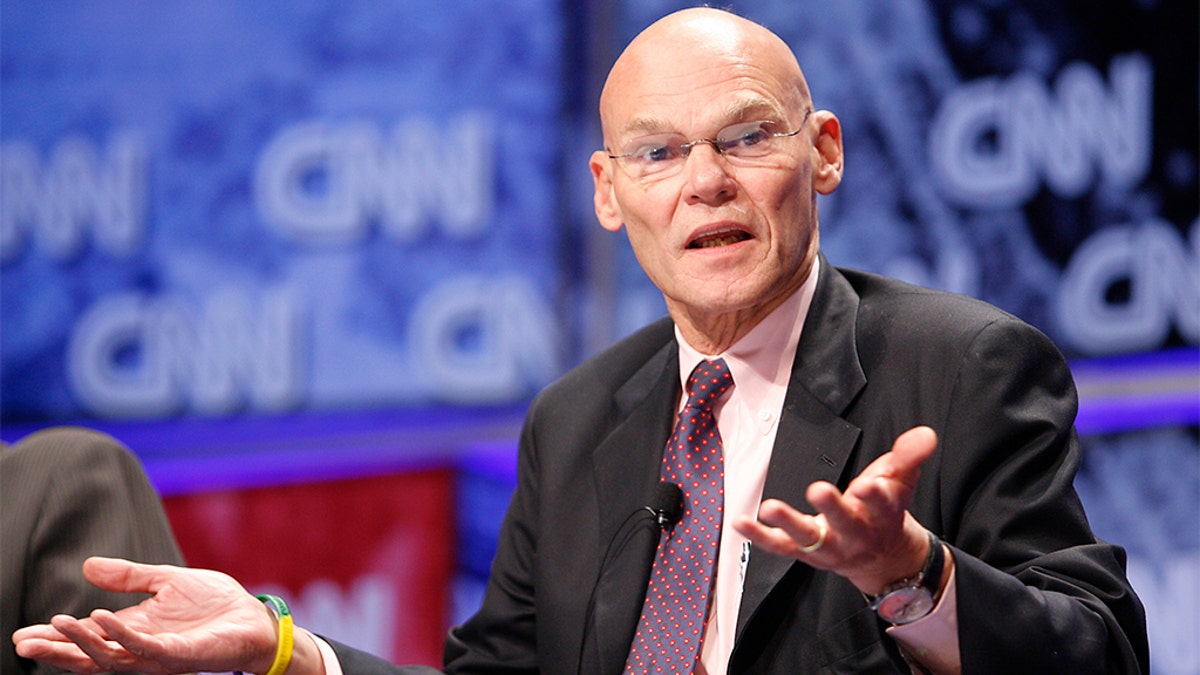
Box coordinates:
[845,426,938,491]
[88,610,174,669]
[732,514,801,557]
[82,557,177,595]
[14,636,103,675]
[883,426,938,482]
[12,623,73,643]
[805,480,844,512]
[734,501,828,558]
[758,499,826,548]
[50,613,149,675]
[804,480,867,536]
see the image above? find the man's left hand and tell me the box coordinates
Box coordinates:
[733,425,939,595]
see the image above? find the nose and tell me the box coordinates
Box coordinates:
[681,142,736,205]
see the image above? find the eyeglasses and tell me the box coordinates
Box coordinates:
[606,109,812,181]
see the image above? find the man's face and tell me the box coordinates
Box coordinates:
[590,18,840,329]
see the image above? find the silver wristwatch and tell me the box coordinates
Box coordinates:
[869,530,946,625]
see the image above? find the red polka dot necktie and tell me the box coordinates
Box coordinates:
[624,358,733,674]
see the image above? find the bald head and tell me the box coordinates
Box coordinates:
[599,8,812,144]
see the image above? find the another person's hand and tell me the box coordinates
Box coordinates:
[13,556,279,675]
[734,425,940,594]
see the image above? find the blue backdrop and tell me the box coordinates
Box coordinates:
[2,1,564,418]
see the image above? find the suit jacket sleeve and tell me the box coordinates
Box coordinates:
[927,316,1149,673]
[325,639,443,675]
[438,402,546,674]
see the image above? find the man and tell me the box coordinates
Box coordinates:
[13,8,1147,674]
[2,427,185,675]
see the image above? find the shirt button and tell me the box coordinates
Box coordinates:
[757,409,773,423]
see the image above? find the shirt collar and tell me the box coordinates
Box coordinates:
[675,256,820,407]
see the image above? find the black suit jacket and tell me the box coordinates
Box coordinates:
[333,258,1148,674]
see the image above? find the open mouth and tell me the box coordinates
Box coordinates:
[687,227,752,249]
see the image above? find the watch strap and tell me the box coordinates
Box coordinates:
[869,530,945,611]
[920,530,945,595]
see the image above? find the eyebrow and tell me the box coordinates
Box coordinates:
[616,96,789,140]
[617,115,674,138]
[721,97,788,124]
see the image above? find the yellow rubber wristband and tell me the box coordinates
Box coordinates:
[256,594,294,675]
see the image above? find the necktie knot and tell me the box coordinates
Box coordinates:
[684,358,734,409]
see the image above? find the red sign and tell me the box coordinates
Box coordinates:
[163,468,455,667]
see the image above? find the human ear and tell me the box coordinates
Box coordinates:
[590,150,625,232]
[811,111,844,195]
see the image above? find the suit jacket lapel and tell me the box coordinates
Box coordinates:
[592,336,680,547]
[588,338,681,674]
[736,258,867,638]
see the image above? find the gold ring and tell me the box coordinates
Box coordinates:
[798,522,827,554]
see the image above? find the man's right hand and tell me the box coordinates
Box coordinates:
[13,556,280,675]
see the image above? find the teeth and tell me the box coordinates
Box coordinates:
[691,231,747,248]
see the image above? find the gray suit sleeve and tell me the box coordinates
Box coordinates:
[1,427,185,675]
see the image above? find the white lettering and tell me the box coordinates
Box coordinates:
[254,115,494,244]
[1057,218,1199,354]
[409,274,558,403]
[1,134,148,262]
[930,54,1152,208]
[66,288,304,417]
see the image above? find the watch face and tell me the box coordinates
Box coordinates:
[875,587,935,625]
